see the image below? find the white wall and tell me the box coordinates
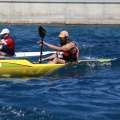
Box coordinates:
[0,0,120,2]
[0,0,120,24]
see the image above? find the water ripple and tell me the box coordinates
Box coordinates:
[0,25,120,119]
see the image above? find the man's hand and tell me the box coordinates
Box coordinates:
[38,58,45,62]
[37,40,45,45]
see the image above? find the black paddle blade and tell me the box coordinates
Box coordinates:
[38,26,46,39]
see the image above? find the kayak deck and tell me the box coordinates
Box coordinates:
[0,60,64,77]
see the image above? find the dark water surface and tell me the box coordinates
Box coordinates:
[0,25,120,120]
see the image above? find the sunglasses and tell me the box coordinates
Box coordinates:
[59,37,65,40]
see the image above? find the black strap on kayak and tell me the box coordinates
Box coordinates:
[38,26,46,63]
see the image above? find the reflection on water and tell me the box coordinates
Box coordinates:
[46,61,112,80]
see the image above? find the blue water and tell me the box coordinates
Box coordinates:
[0,25,120,120]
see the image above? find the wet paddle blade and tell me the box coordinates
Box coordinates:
[38,26,46,39]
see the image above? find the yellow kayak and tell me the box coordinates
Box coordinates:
[0,58,114,77]
[0,59,64,77]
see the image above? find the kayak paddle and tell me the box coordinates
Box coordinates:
[38,26,46,63]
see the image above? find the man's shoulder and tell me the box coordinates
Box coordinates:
[64,42,75,49]
[6,37,14,42]
[68,41,77,46]
[7,37,13,40]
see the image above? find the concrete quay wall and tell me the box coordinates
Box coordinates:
[0,0,120,25]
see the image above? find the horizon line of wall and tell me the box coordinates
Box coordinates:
[0,0,120,25]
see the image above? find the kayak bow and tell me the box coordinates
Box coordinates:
[0,59,64,77]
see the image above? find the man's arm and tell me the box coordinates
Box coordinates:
[0,41,5,45]
[0,39,7,45]
[38,41,74,52]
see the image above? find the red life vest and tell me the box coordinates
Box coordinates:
[1,37,15,56]
[61,42,79,62]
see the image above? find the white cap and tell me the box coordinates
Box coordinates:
[0,28,10,35]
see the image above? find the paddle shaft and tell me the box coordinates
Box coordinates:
[39,39,43,63]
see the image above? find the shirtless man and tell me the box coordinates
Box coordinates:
[38,30,79,64]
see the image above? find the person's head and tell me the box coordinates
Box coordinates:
[0,28,10,39]
[58,30,69,46]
